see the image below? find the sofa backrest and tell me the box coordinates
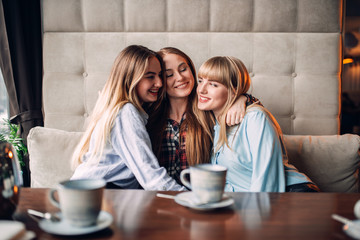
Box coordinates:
[41,0,344,135]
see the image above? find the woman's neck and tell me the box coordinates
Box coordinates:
[168,97,188,122]
[213,110,222,123]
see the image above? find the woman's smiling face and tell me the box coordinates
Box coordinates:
[136,56,163,104]
[162,53,195,100]
[197,77,229,119]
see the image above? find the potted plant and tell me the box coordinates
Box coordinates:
[0,118,27,170]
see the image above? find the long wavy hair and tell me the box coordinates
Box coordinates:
[198,56,283,152]
[72,45,165,169]
[147,47,213,166]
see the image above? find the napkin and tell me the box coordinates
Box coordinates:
[0,220,35,240]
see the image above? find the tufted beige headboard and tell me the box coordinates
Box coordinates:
[42,0,343,135]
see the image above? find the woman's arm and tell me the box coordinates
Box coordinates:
[112,104,186,191]
[226,94,262,126]
[244,108,286,192]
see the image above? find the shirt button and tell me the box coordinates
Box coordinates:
[83,72,88,77]
[162,186,167,190]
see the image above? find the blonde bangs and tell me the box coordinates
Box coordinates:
[198,57,230,87]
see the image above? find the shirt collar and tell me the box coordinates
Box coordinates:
[168,112,187,125]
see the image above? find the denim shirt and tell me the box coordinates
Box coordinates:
[71,103,185,191]
[211,106,311,192]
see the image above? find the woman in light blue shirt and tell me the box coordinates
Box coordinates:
[196,56,319,192]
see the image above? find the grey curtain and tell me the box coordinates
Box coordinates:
[0,0,43,186]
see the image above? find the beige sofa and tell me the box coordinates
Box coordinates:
[28,0,360,192]
[28,127,360,192]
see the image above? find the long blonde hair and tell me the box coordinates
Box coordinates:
[198,56,283,152]
[147,47,213,166]
[72,45,165,169]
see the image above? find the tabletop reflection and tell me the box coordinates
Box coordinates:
[234,192,271,229]
[155,192,271,239]
[104,190,155,236]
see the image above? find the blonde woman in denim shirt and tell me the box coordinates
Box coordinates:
[197,56,319,192]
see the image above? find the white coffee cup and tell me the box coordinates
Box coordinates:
[48,179,106,227]
[180,164,227,204]
[354,200,360,219]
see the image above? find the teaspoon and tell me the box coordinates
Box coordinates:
[156,193,215,206]
[27,209,61,222]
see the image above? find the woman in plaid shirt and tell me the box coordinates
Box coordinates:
[147,47,259,185]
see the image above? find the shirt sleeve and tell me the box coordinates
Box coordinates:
[244,93,263,107]
[111,104,186,191]
[245,109,286,192]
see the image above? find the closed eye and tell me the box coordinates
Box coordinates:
[145,71,157,80]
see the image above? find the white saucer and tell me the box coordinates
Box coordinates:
[39,211,113,236]
[174,192,234,211]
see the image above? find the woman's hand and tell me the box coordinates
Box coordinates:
[226,95,247,126]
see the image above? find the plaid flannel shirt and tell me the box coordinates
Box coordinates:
[158,114,188,185]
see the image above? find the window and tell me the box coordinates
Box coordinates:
[0,68,9,120]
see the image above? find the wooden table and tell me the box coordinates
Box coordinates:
[12,188,360,239]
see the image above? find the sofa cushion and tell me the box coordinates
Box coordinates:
[28,127,82,188]
[283,134,360,192]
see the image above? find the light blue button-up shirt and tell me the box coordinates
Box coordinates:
[212,107,311,192]
[71,103,185,191]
